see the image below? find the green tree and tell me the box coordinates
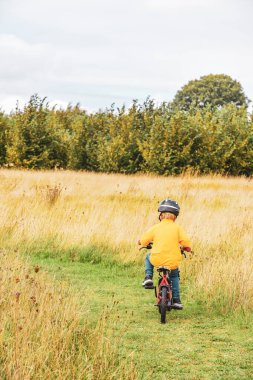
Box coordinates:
[53,104,89,169]
[95,99,159,173]
[0,112,9,165]
[1,94,252,176]
[95,104,140,173]
[7,95,70,168]
[71,111,103,170]
[171,74,250,111]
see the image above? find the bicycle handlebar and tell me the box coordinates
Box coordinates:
[139,243,192,256]
[139,242,153,251]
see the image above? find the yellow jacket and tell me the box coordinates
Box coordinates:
[140,219,191,269]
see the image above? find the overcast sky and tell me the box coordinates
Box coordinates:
[0,0,252,113]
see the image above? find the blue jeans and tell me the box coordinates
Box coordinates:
[145,253,180,300]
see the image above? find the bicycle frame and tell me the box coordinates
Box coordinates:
[140,243,190,323]
[156,267,173,311]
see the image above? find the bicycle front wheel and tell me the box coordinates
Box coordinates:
[160,287,167,324]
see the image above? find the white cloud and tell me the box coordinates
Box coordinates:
[0,0,253,112]
[0,34,50,81]
[0,95,23,114]
[147,0,208,10]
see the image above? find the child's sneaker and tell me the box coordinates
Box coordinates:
[173,298,183,310]
[142,276,153,287]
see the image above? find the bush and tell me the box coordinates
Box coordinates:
[2,95,253,176]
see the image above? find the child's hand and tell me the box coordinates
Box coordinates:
[180,245,191,252]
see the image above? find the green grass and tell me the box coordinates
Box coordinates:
[28,251,253,380]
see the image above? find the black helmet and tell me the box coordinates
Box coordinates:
[158,199,180,216]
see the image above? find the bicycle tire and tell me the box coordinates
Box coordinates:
[160,287,167,324]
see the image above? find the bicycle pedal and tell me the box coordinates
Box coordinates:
[171,305,183,310]
[144,285,155,289]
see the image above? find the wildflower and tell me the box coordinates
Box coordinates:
[15,292,21,302]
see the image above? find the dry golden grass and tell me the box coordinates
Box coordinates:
[0,248,136,379]
[1,169,253,316]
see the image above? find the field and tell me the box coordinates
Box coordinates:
[0,169,253,379]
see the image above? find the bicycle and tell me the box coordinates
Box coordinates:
[140,243,188,324]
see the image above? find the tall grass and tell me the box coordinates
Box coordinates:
[0,248,136,379]
[1,169,252,316]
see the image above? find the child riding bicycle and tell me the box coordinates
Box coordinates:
[138,199,191,310]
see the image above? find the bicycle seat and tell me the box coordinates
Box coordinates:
[157,266,170,273]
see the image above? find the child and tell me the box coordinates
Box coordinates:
[138,199,191,310]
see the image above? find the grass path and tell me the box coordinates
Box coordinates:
[33,256,253,380]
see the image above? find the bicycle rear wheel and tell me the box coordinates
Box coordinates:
[160,287,167,324]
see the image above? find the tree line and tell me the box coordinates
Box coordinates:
[0,74,252,176]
